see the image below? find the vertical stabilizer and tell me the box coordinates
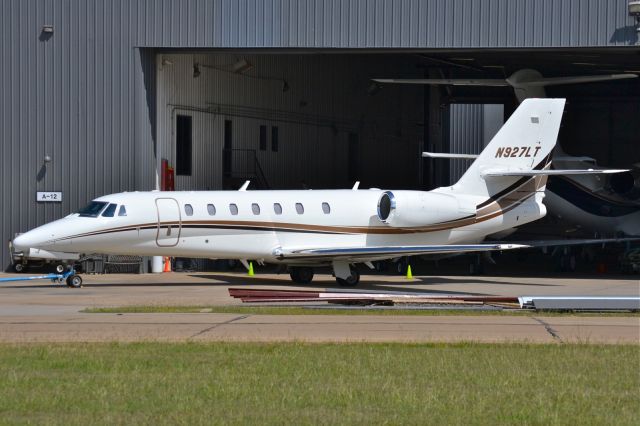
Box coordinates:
[453,98,566,198]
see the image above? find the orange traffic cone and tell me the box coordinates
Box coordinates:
[163,257,172,272]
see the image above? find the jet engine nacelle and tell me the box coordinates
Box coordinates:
[377,190,475,227]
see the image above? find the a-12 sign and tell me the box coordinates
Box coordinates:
[36,192,62,202]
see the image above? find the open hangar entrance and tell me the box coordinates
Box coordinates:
[154,52,428,192]
[152,49,640,194]
[150,48,639,273]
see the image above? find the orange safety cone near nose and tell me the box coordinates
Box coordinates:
[163,257,172,272]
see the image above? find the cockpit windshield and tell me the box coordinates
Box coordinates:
[101,204,117,217]
[78,201,108,217]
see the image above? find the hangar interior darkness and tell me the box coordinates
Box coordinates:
[152,49,640,193]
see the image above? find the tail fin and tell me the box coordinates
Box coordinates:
[453,98,566,198]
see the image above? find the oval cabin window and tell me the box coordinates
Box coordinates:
[229,204,238,215]
[252,203,260,215]
[322,202,330,214]
[207,204,216,216]
[295,203,304,214]
[273,203,282,215]
[184,204,194,216]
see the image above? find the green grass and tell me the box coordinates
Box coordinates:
[82,305,640,317]
[0,343,638,425]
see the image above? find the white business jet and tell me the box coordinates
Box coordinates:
[14,99,614,287]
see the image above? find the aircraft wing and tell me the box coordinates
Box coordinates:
[529,74,637,87]
[277,243,528,262]
[372,78,509,86]
[481,168,629,177]
[491,237,639,248]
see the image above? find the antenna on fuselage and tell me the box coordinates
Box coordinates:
[238,180,250,191]
[352,181,360,190]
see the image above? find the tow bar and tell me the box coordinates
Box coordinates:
[0,268,83,288]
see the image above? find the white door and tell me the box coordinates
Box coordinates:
[155,198,181,247]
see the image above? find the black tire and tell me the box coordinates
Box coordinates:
[289,267,314,284]
[66,275,83,288]
[336,268,360,287]
[13,263,25,273]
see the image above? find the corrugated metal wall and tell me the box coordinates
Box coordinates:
[1,0,157,269]
[132,0,639,48]
[1,0,635,267]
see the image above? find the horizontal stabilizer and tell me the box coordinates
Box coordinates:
[373,78,509,86]
[481,168,629,178]
[422,152,479,159]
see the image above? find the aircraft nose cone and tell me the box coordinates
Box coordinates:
[13,230,49,252]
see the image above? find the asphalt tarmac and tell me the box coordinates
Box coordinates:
[0,271,638,343]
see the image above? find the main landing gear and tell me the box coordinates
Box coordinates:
[288,264,361,287]
[289,266,314,284]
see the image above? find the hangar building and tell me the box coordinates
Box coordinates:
[2,0,639,269]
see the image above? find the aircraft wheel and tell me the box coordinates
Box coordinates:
[336,268,360,287]
[66,275,83,288]
[289,267,314,284]
[13,263,26,273]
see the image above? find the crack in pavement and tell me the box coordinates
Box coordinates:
[188,315,250,339]
[532,317,563,343]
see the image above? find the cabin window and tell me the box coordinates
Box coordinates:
[295,203,304,214]
[207,204,216,216]
[252,203,260,215]
[78,201,108,217]
[273,203,282,215]
[101,203,117,217]
[184,204,194,216]
[229,203,238,215]
[118,205,127,216]
[322,202,330,214]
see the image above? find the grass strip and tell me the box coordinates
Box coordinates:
[0,342,637,425]
[82,305,640,316]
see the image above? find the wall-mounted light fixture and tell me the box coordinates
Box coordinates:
[44,155,52,163]
[41,25,54,33]
[630,0,640,44]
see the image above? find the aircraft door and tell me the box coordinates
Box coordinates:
[155,198,181,247]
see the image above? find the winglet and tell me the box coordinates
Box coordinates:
[238,180,250,191]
